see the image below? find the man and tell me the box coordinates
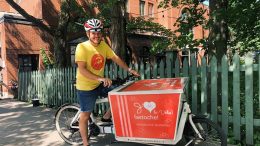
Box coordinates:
[75,18,139,146]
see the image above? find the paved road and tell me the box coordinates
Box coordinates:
[0,98,186,146]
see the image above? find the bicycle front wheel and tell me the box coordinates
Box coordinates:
[184,117,227,146]
[54,104,83,145]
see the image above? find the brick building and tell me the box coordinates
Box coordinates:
[0,0,58,97]
[0,0,208,97]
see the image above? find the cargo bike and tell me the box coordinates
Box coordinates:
[55,77,227,146]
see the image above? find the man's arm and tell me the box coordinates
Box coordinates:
[111,55,140,76]
[77,61,112,87]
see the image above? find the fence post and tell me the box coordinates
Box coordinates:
[175,58,180,77]
[114,63,118,79]
[18,71,22,100]
[145,63,151,79]
[118,66,123,79]
[72,67,77,103]
[233,54,241,141]
[183,58,189,77]
[201,58,207,115]
[159,60,165,78]
[191,55,197,114]
[245,53,254,145]
[153,63,158,79]
[221,55,229,136]
[210,56,218,123]
[259,55,260,110]
[140,61,144,79]
[166,55,172,78]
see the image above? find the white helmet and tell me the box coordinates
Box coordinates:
[84,19,103,32]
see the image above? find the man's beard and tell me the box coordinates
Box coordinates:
[90,39,101,45]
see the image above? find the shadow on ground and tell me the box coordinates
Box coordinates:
[0,98,186,146]
[0,98,69,146]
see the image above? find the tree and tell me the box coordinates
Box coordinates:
[228,0,260,55]
[208,0,228,62]
[110,0,127,60]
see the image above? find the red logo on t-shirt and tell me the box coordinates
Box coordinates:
[91,54,104,70]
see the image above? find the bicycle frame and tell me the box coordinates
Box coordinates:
[70,111,80,129]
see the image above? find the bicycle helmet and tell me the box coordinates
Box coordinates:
[84,18,103,32]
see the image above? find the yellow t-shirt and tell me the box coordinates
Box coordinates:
[75,40,116,90]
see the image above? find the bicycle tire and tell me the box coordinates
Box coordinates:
[184,117,227,146]
[54,104,83,145]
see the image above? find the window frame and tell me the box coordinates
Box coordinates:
[18,54,39,71]
[140,0,145,16]
[148,2,154,17]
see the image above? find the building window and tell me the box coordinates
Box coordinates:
[180,9,189,22]
[18,54,38,71]
[148,3,154,17]
[180,8,193,36]
[140,0,145,16]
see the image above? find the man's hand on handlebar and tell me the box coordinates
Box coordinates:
[97,68,139,87]
[128,68,140,77]
[98,78,112,87]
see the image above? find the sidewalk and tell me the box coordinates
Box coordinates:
[0,98,70,146]
[0,98,233,146]
[0,98,184,146]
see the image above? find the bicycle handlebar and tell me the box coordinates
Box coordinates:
[71,74,139,86]
[110,74,138,86]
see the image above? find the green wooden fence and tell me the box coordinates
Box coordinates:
[18,53,260,145]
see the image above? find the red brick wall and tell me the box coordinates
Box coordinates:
[4,22,52,81]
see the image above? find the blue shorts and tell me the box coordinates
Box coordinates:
[77,85,116,112]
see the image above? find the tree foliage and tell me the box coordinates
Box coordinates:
[40,48,55,68]
[159,0,208,52]
[228,0,260,55]
[159,0,260,60]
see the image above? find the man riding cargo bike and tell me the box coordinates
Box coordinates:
[54,18,227,146]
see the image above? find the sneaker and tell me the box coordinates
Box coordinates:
[101,117,112,123]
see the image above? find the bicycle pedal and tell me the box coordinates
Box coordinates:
[89,123,100,136]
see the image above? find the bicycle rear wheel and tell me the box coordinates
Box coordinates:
[184,117,227,146]
[54,104,83,145]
